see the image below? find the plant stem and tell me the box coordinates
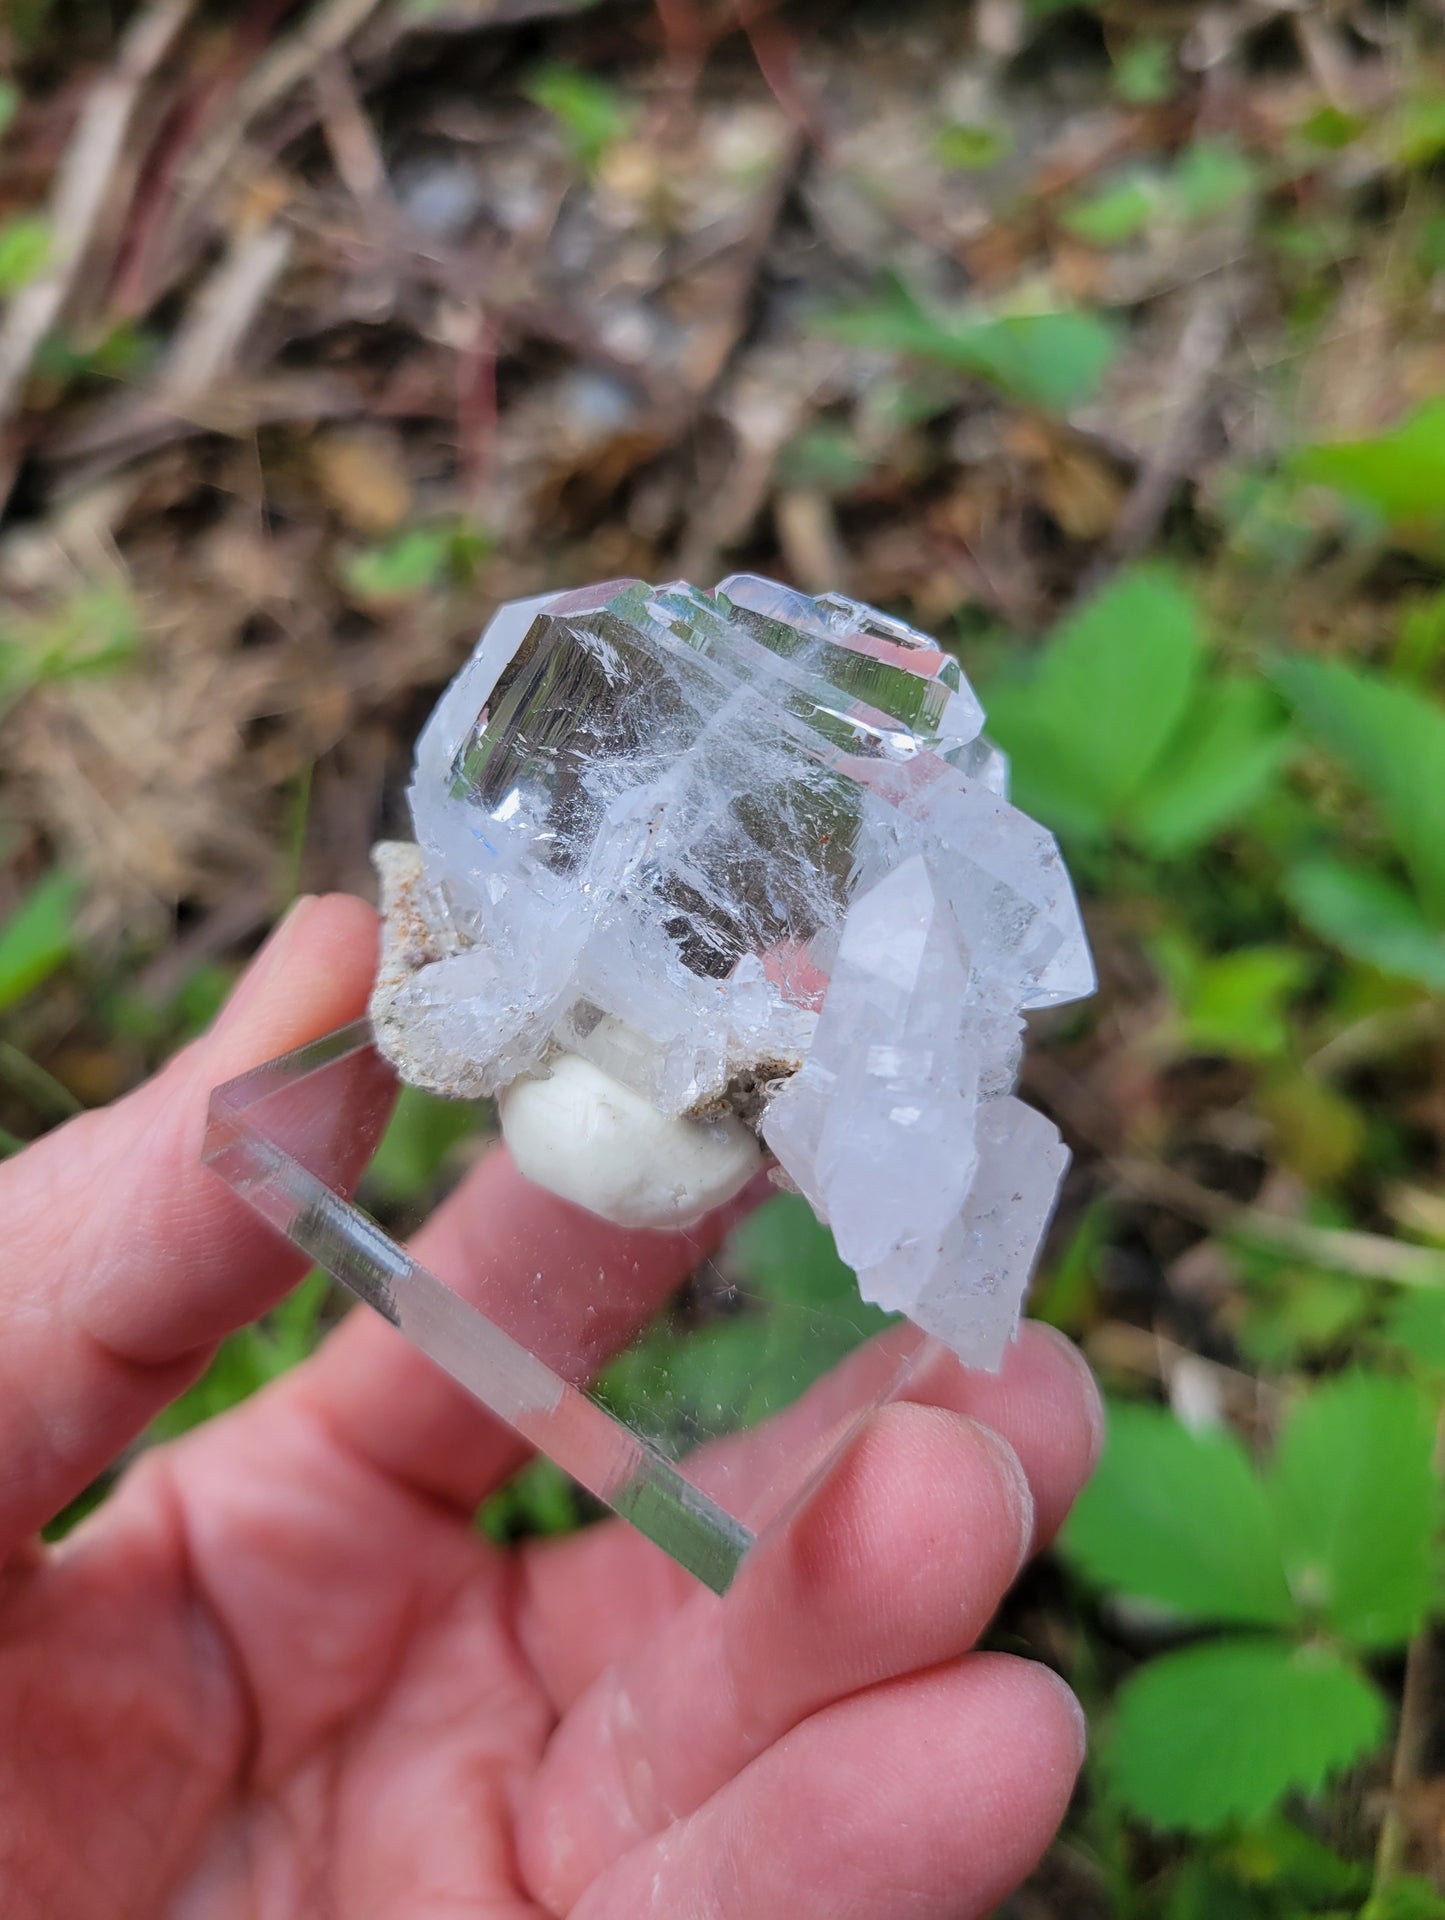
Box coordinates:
[1373,1400,1445,1889]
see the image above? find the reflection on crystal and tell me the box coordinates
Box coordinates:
[376,574,1094,1366]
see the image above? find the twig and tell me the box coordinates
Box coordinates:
[0,1041,84,1121]
[1307,1001,1444,1080]
[170,0,387,236]
[313,53,396,225]
[1092,281,1237,576]
[159,222,294,399]
[0,0,194,427]
[1112,1157,1445,1290]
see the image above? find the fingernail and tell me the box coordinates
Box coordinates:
[214,896,318,1032]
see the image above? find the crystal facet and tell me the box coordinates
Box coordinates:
[374,575,1095,1367]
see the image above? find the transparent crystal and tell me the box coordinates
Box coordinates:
[389,575,1095,1366]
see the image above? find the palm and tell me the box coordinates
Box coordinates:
[0,898,1099,1919]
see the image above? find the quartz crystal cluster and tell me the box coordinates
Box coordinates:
[372,576,1094,1368]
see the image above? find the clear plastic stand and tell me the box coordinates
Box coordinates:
[205,1022,934,1592]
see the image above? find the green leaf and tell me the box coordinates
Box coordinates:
[1299,104,1367,150]
[1380,1290,1445,1372]
[818,281,1118,409]
[1113,39,1175,107]
[1063,176,1157,246]
[0,81,20,140]
[480,1456,580,1542]
[599,1197,889,1446]
[1225,1810,1371,1901]
[1164,1860,1269,1920]
[728,1191,885,1318]
[1393,97,1445,170]
[0,213,49,293]
[1175,946,1312,1061]
[1172,140,1260,221]
[1360,1877,1445,1920]
[1062,140,1256,250]
[0,870,81,1014]
[341,527,452,602]
[934,122,1013,171]
[1273,655,1445,920]
[1294,400,1445,528]
[1268,1371,1439,1649]
[1128,677,1293,854]
[988,566,1206,834]
[364,1083,484,1207]
[525,63,636,174]
[1063,1401,1298,1628]
[0,583,141,705]
[1109,1639,1386,1832]
[1286,857,1445,989]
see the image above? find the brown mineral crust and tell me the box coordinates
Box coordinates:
[689,1054,801,1132]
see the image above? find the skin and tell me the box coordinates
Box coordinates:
[0,894,1103,1919]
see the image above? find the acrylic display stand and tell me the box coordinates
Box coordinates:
[205,1020,934,1592]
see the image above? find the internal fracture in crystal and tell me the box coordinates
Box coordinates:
[371,575,1095,1368]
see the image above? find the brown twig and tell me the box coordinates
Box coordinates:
[1089,279,1238,580]
[1373,1402,1445,1888]
[0,0,194,428]
[159,222,295,399]
[1112,1156,1445,1289]
[165,0,388,252]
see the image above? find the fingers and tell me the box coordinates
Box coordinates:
[0,894,384,1554]
[517,1399,1039,1912]
[279,1156,769,1513]
[902,1318,1105,1550]
[563,1654,1085,1920]
[518,1319,1102,1712]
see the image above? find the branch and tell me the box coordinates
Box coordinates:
[0,0,194,426]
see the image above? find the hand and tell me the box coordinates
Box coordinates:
[0,895,1102,1919]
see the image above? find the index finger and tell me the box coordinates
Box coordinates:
[0,893,386,1556]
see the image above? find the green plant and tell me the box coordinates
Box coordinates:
[985,566,1294,852]
[1294,401,1445,533]
[1149,931,1312,1062]
[817,277,1119,410]
[933,122,1013,171]
[524,63,637,176]
[1063,1374,1440,1833]
[1062,140,1259,248]
[339,520,493,604]
[0,212,48,291]
[0,869,81,1014]
[597,1195,888,1441]
[1273,657,1445,990]
[0,582,141,712]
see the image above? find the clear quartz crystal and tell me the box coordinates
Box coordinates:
[387,574,1095,1367]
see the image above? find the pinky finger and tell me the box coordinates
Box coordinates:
[562,1653,1086,1920]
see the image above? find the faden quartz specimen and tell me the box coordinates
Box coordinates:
[371,576,1094,1369]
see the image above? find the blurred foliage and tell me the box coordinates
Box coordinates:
[819,279,1120,409]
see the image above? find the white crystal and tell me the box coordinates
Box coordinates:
[375,574,1094,1367]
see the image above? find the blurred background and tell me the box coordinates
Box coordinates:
[2,0,1445,1912]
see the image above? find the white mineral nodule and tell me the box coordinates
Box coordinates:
[371,574,1095,1369]
[499,1048,762,1230]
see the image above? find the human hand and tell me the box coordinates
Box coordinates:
[0,894,1102,1919]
